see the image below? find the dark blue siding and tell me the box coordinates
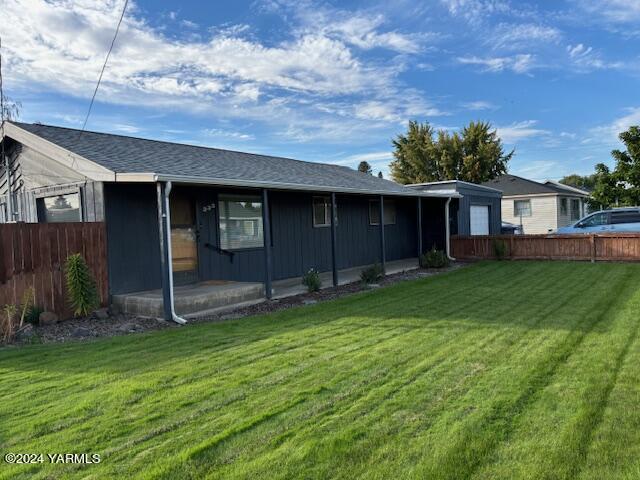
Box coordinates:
[104,184,433,294]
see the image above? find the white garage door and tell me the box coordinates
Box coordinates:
[470,205,490,235]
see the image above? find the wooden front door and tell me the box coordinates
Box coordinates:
[170,192,198,285]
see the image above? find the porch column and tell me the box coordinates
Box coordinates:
[156,182,172,321]
[330,192,338,287]
[262,189,273,299]
[417,197,423,259]
[379,195,386,271]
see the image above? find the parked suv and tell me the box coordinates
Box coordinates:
[555,207,640,234]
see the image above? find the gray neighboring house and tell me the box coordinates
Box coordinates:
[482,174,590,234]
[407,180,502,236]
[0,122,459,320]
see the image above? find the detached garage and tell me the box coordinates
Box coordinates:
[407,180,502,236]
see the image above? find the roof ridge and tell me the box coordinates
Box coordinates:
[10,121,351,171]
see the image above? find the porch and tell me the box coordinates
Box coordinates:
[112,257,419,318]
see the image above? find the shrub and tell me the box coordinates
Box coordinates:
[25,305,44,325]
[302,268,322,293]
[492,239,508,260]
[65,254,100,317]
[360,263,384,284]
[1,304,17,343]
[420,246,449,269]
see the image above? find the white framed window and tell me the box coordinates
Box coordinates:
[560,198,568,216]
[369,199,396,225]
[312,196,332,227]
[570,198,581,221]
[514,199,532,218]
[37,192,82,223]
[218,195,263,250]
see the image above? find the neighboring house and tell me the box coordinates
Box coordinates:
[407,180,502,236]
[0,122,459,320]
[482,174,590,234]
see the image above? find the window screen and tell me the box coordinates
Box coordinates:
[218,195,263,250]
[514,200,531,217]
[570,199,581,221]
[560,198,568,215]
[37,193,81,223]
[611,211,640,224]
[312,196,331,227]
[369,199,396,225]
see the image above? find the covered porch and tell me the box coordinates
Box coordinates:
[112,258,420,318]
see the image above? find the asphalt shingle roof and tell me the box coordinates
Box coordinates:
[481,174,575,196]
[11,122,420,196]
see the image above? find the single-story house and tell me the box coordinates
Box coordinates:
[0,122,459,321]
[406,180,502,236]
[481,174,591,234]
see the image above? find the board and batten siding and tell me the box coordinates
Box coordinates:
[502,195,558,234]
[104,183,425,295]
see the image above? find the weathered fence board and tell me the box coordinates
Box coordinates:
[451,233,640,262]
[0,222,108,318]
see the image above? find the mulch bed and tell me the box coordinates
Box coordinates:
[6,263,465,347]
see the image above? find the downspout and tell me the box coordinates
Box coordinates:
[163,181,187,325]
[445,197,456,261]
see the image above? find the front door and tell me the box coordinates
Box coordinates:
[170,192,198,285]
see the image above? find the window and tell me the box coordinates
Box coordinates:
[580,212,608,227]
[513,199,531,218]
[611,211,640,225]
[218,195,263,250]
[570,199,581,221]
[37,193,81,223]
[369,199,396,225]
[560,198,568,216]
[312,196,332,227]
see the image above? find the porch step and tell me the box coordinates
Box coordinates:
[112,282,265,318]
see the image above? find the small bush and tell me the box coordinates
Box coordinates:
[492,239,508,260]
[302,268,322,293]
[25,305,44,325]
[420,246,449,269]
[1,304,17,343]
[65,254,100,317]
[360,263,384,284]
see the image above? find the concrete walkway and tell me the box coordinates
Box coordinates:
[113,258,419,319]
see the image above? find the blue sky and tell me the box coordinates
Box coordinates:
[1,0,639,180]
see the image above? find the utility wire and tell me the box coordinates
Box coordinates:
[79,0,129,134]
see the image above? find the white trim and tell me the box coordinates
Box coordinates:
[544,180,591,196]
[2,122,116,181]
[407,179,503,194]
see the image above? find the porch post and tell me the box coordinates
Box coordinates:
[156,182,172,321]
[417,197,423,259]
[379,195,386,271]
[330,192,338,287]
[262,189,273,299]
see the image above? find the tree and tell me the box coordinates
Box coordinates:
[357,161,372,174]
[377,171,383,179]
[587,126,640,209]
[390,120,512,184]
[559,174,597,191]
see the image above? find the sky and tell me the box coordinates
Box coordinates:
[0,0,639,181]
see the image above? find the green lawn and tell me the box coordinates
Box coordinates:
[2,262,640,479]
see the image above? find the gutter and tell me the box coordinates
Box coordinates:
[162,181,187,325]
[444,197,456,261]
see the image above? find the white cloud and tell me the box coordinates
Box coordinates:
[496,120,550,143]
[512,160,559,178]
[440,0,512,26]
[461,100,497,110]
[490,23,562,50]
[575,0,640,24]
[457,54,535,73]
[589,107,640,143]
[203,128,255,140]
[566,43,623,71]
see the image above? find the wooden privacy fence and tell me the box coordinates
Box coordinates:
[0,222,108,318]
[451,233,640,262]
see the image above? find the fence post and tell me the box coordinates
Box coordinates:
[590,234,596,263]
[510,236,515,260]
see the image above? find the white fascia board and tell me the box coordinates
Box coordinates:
[152,173,461,198]
[502,193,558,199]
[3,123,116,181]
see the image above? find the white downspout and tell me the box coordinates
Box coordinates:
[445,197,456,261]
[163,181,187,325]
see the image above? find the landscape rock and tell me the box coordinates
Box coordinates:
[93,308,110,320]
[302,299,317,305]
[39,311,59,326]
[71,326,92,338]
[118,322,139,333]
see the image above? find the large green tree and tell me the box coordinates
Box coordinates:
[589,126,640,208]
[390,120,512,184]
[357,161,372,174]
[559,173,597,191]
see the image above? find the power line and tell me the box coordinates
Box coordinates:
[79,0,129,134]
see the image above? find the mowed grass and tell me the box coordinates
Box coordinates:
[2,262,640,480]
